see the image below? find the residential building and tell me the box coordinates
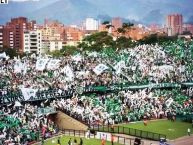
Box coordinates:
[0,25,14,48]
[64,26,83,46]
[42,40,63,52]
[40,19,65,52]
[49,40,63,51]
[23,30,42,54]
[0,25,3,48]
[2,17,37,52]
[112,17,122,29]
[41,19,65,41]
[84,18,100,31]
[166,14,183,36]
[183,24,193,34]
[99,24,108,32]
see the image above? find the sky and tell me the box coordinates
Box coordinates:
[10,0,40,1]
[0,0,192,25]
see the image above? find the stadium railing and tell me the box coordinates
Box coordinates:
[1,82,193,104]
[33,128,143,145]
[60,129,144,145]
[58,108,166,141]
[89,124,166,141]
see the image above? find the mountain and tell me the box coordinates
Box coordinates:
[0,0,59,24]
[87,0,193,24]
[142,9,164,25]
[187,16,193,24]
[28,0,105,24]
[0,0,193,25]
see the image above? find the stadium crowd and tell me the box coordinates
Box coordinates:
[0,40,193,144]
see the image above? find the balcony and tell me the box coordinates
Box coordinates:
[30,44,38,47]
[30,47,38,50]
[30,35,37,38]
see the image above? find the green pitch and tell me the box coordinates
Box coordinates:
[42,135,121,145]
[120,120,192,140]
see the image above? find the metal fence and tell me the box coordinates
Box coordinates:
[58,108,166,141]
[90,124,166,141]
[33,129,143,145]
[60,129,144,145]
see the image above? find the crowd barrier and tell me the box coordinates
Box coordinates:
[43,129,144,145]
[58,108,166,141]
[0,82,193,104]
[90,124,166,141]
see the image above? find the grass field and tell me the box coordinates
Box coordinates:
[42,135,121,145]
[120,120,192,140]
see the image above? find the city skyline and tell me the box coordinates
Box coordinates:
[0,0,193,25]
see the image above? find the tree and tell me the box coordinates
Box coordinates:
[47,50,63,57]
[117,28,126,35]
[0,47,17,58]
[78,32,115,51]
[138,34,177,45]
[116,22,134,37]
[115,36,136,49]
[102,21,114,31]
[60,46,79,55]
[102,21,110,25]
[122,22,134,29]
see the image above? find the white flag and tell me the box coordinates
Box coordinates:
[114,61,125,74]
[93,64,108,75]
[47,59,61,70]
[88,52,98,57]
[0,52,6,59]
[63,65,74,81]
[14,101,22,107]
[72,54,82,62]
[21,88,38,101]
[14,60,23,73]
[36,59,49,71]
[165,98,173,108]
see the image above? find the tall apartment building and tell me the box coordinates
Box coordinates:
[2,17,37,52]
[84,18,100,31]
[40,19,65,52]
[23,30,42,54]
[166,14,183,36]
[0,25,3,48]
[0,25,14,48]
[112,17,122,29]
[41,19,65,41]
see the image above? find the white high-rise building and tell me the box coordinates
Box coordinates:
[23,30,42,54]
[85,18,100,31]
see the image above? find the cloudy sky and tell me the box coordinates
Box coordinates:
[0,0,192,25]
[9,0,40,1]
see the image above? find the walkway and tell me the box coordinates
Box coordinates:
[168,135,193,145]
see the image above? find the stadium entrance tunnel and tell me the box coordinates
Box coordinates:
[48,111,88,131]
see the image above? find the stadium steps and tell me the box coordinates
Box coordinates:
[54,111,88,131]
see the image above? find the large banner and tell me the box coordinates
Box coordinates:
[1,82,193,104]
